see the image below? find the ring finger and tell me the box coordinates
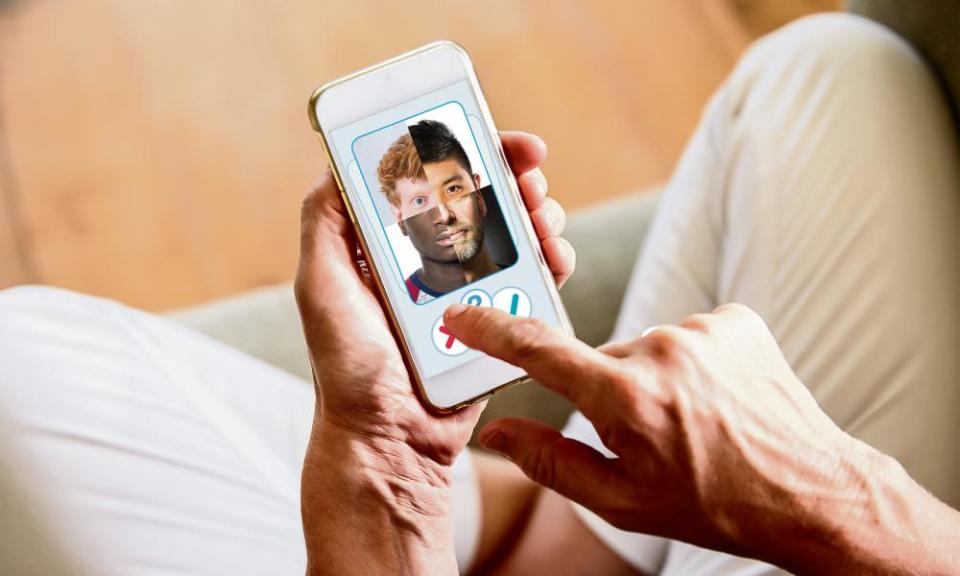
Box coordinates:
[531,197,566,239]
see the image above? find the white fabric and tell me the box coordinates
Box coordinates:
[564,13,960,575]
[0,285,481,575]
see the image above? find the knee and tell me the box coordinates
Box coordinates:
[757,13,924,84]
[726,13,941,122]
[710,11,957,180]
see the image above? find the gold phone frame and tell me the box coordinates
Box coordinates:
[307,40,574,414]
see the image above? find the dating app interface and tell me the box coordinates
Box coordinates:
[329,81,561,379]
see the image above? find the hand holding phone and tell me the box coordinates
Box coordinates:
[295,132,571,573]
[297,42,574,574]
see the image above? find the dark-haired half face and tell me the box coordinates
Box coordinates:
[422,159,482,208]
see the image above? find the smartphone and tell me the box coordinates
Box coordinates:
[308,41,574,412]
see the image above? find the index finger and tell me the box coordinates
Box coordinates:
[442,304,616,412]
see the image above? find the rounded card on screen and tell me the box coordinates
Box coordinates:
[353,102,518,305]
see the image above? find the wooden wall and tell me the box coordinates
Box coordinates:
[0,0,838,310]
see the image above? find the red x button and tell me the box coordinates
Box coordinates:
[432,316,467,356]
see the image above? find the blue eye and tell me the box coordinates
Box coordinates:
[411,197,427,207]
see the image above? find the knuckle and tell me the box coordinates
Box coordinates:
[546,199,566,231]
[557,237,576,273]
[714,302,769,333]
[531,167,548,189]
[642,325,681,348]
[533,207,553,234]
[643,326,688,365]
[679,312,713,333]
[713,302,750,318]
[521,169,544,192]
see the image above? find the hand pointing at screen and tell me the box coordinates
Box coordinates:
[442,302,960,576]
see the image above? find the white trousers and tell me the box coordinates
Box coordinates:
[0,285,480,575]
[564,12,960,575]
[0,12,958,576]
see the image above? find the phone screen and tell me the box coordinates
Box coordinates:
[326,79,563,383]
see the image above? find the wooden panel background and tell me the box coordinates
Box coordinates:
[0,0,838,311]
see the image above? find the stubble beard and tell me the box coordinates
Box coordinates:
[453,224,484,263]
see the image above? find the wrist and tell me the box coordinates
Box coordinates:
[810,444,960,575]
[301,415,457,575]
[715,430,883,573]
[750,435,938,575]
[316,415,454,512]
[771,438,892,574]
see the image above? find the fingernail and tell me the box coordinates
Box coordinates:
[480,430,507,453]
[445,304,468,319]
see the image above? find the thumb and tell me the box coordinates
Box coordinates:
[478,418,618,510]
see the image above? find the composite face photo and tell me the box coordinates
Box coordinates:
[354,102,517,304]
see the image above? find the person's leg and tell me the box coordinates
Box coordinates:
[618,10,960,507]
[566,12,960,575]
[0,286,479,574]
[0,286,314,574]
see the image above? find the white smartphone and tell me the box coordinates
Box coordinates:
[308,41,574,413]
